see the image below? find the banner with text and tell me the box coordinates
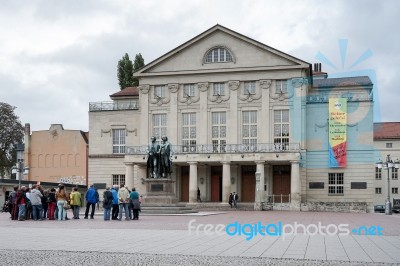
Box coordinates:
[329,98,347,167]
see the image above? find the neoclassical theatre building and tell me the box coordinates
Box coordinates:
[89,25,375,211]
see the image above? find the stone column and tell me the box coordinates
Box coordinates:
[255,160,265,210]
[290,160,301,210]
[188,161,198,203]
[222,161,231,203]
[124,162,135,190]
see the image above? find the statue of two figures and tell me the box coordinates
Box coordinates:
[146,136,172,178]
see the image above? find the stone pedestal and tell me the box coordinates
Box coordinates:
[143,178,178,205]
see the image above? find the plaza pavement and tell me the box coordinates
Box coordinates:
[0,210,399,265]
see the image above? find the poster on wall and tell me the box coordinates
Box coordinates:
[329,98,347,167]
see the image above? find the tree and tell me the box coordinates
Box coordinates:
[0,102,24,177]
[117,53,134,90]
[133,53,145,86]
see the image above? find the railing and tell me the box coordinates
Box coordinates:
[264,194,291,204]
[89,101,139,111]
[126,143,300,155]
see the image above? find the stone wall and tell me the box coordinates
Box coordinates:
[262,201,368,213]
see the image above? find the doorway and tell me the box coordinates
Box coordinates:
[241,165,256,202]
[272,165,291,203]
[180,166,189,202]
[211,166,222,202]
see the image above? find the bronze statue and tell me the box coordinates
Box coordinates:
[158,136,172,178]
[146,136,159,178]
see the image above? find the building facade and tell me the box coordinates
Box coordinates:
[89,25,377,211]
[24,123,88,185]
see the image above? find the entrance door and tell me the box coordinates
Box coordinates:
[180,166,189,202]
[272,165,291,203]
[211,166,222,202]
[241,165,256,202]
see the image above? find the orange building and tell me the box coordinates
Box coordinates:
[24,123,89,186]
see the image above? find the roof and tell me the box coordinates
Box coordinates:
[313,76,373,88]
[134,24,311,76]
[109,87,139,98]
[374,122,400,139]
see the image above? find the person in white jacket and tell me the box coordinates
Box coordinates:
[30,184,43,220]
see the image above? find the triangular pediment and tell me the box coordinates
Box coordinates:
[135,25,310,76]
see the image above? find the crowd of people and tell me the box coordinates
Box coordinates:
[6,183,141,221]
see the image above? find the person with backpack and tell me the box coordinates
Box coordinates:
[102,187,114,221]
[9,186,19,220]
[84,185,99,219]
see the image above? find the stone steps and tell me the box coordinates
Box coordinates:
[140,204,198,214]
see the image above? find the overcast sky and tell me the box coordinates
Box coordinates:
[1,0,399,132]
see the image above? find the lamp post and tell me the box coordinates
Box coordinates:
[11,143,29,188]
[376,154,399,215]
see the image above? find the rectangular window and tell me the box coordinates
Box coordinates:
[392,187,399,194]
[376,167,382,179]
[182,113,196,152]
[375,187,382,194]
[112,174,125,186]
[242,111,257,147]
[154,85,165,98]
[152,114,167,142]
[392,168,398,180]
[213,83,225,96]
[211,112,226,152]
[244,81,256,95]
[274,110,289,150]
[183,84,195,97]
[328,173,344,195]
[386,143,393,148]
[112,129,126,154]
[275,80,288,94]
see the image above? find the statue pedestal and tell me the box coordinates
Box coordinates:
[143,178,178,205]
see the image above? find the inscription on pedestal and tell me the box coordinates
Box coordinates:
[151,184,164,192]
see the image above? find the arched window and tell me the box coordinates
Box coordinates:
[204,47,233,63]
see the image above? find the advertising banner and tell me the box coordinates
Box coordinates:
[329,98,347,167]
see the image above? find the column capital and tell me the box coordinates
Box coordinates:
[255,160,265,164]
[221,161,231,165]
[188,161,198,165]
[290,160,300,164]
[123,162,135,166]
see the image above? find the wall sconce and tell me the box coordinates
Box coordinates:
[231,177,235,184]
[142,156,145,160]
[241,154,244,158]
[200,177,204,184]
[140,178,145,184]
[276,154,279,158]
[207,154,210,159]
[174,156,177,159]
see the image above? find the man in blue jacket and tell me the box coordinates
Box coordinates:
[111,186,119,220]
[84,185,99,219]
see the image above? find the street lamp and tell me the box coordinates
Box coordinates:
[11,143,29,188]
[376,154,399,215]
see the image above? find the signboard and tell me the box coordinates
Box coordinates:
[329,98,347,167]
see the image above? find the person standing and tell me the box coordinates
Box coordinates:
[129,188,141,220]
[16,186,27,221]
[84,185,99,219]
[111,186,119,220]
[228,193,233,208]
[232,192,238,209]
[55,185,68,221]
[47,188,57,220]
[70,187,82,219]
[30,184,43,221]
[118,184,130,221]
[103,187,114,221]
[9,186,19,220]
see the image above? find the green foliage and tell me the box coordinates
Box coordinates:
[117,53,134,90]
[0,102,24,177]
[133,53,145,86]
